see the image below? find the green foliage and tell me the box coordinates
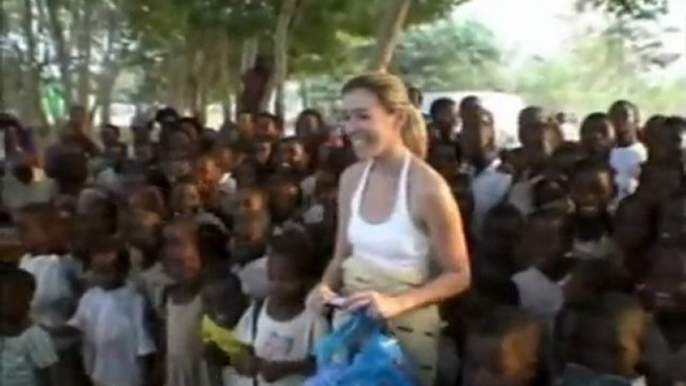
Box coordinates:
[576,0,667,18]
[512,31,686,117]
[391,20,504,91]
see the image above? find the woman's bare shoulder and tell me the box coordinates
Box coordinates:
[339,161,367,189]
[338,161,367,201]
[409,157,449,194]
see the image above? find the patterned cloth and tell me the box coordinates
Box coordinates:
[335,255,442,386]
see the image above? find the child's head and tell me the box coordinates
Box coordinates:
[570,160,615,218]
[16,203,62,254]
[0,268,36,330]
[234,209,270,245]
[428,143,461,182]
[266,176,301,223]
[202,267,248,328]
[550,141,586,178]
[295,109,325,138]
[276,137,308,172]
[76,188,119,236]
[163,218,203,284]
[90,243,131,290]
[235,161,258,188]
[125,209,163,253]
[128,185,166,216]
[519,209,573,268]
[533,171,570,211]
[481,204,524,262]
[235,186,268,214]
[564,259,634,307]
[211,143,242,173]
[465,306,541,386]
[255,112,281,138]
[267,229,314,304]
[194,154,223,201]
[250,136,274,166]
[171,179,202,216]
[164,125,197,160]
[579,112,615,160]
[562,292,646,377]
[101,123,121,146]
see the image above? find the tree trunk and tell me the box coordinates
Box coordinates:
[45,0,73,108]
[264,0,299,116]
[369,0,412,72]
[17,0,48,129]
[237,37,259,114]
[76,0,93,108]
[299,77,309,108]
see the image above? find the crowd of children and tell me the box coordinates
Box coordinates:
[0,90,685,386]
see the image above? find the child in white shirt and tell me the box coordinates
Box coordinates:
[16,204,84,386]
[0,268,58,386]
[228,229,328,386]
[68,245,155,386]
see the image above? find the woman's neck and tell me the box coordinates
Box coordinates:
[373,142,407,174]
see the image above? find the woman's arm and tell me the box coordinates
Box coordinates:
[393,169,471,315]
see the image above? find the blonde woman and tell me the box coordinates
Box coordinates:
[307,73,471,385]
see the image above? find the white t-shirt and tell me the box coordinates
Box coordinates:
[68,285,155,386]
[512,267,564,329]
[235,257,269,300]
[225,301,328,386]
[610,143,647,200]
[19,254,82,331]
[0,325,58,386]
[470,159,513,239]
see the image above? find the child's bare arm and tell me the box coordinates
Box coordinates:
[260,357,315,383]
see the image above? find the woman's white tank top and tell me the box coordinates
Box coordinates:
[347,153,430,274]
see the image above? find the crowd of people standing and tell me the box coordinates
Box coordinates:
[0,71,685,386]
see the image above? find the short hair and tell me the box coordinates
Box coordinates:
[257,112,283,129]
[429,97,456,119]
[608,100,639,122]
[102,124,121,137]
[268,228,314,278]
[484,203,524,230]
[91,241,131,275]
[468,306,542,382]
[561,292,646,375]
[579,112,611,137]
[571,159,616,181]
[0,267,36,297]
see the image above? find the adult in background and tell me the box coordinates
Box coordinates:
[429,97,458,145]
[608,100,646,199]
[307,72,471,386]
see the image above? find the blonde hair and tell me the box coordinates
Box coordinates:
[342,73,428,158]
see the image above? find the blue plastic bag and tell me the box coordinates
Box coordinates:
[306,312,418,386]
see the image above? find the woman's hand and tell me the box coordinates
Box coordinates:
[306,282,338,312]
[343,291,407,320]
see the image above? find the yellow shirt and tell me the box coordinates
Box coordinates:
[201,314,244,356]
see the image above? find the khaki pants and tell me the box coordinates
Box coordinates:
[336,256,442,386]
